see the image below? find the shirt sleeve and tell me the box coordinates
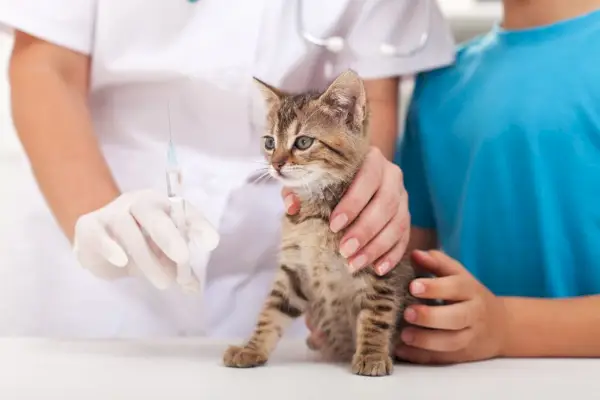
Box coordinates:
[0,0,96,55]
[333,0,455,79]
[396,75,436,229]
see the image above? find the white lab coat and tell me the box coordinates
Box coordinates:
[0,0,455,338]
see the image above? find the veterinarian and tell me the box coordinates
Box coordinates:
[0,0,454,337]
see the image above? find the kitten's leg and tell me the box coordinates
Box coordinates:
[312,301,355,362]
[351,279,400,377]
[223,264,309,368]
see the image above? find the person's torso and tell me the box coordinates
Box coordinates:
[89,0,357,156]
[2,0,449,337]
[87,0,366,266]
[402,9,600,297]
[1,0,374,338]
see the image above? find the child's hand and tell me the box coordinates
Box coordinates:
[396,250,508,365]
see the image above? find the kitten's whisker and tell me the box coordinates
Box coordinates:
[253,174,267,184]
[251,171,272,184]
[259,176,273,184]
[250,171,269,181]
[325,185,337,201]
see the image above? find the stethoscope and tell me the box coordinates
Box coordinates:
[296,0,431,57]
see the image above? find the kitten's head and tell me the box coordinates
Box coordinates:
[254,70,370,193]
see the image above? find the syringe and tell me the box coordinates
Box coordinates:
[166,101,199,293]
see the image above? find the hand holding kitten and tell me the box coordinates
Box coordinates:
[282,145,410,275]
[396,250,508,365]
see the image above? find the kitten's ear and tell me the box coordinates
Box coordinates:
[319,69,366,123]
[253,77,284,107]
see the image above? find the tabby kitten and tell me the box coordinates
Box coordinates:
[222,70,415,376]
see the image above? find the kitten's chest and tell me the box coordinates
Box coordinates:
[300,237,369,300]
[283,216,341,253]
[282,213,369,297]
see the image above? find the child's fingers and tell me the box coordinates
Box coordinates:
[395,344,457,365]
[411,249,466,277]
[409,275,475,301]
[305,314,326,350]
[404,301,476,331]
[400,326,475,353]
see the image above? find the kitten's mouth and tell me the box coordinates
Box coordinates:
[269,166,292,180]
[268,165,324,188]
[270,170,288,181]
[270,170,302,186]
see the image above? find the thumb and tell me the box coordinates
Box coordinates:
[185,202,220,252]
[411,249,464,277]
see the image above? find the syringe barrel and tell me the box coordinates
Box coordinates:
[166,168,183,197]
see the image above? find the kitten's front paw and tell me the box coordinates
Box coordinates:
[223,345,268,368]
[351,353,393,377]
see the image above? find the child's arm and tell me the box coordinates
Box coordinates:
[395,250,600,364]
[502,296,600,357]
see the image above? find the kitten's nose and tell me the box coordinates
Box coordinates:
[272,157,287,172]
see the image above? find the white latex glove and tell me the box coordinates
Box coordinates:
[73,190,220,290]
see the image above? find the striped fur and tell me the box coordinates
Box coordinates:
[223,70,415,376]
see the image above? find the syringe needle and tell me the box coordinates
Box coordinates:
[167,99,172,141]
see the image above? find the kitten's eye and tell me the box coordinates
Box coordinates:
[263,136,275,151]
[294,136,314,150]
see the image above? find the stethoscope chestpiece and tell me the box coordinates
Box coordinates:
[302,31,345,53]
[324,36,344,53]
[379,43,398,57]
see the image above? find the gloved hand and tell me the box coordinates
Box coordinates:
[73,190,220,290]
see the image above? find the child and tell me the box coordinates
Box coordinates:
[394,0,600,363]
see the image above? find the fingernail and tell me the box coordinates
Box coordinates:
[401,329,414,344]
[349,254,367,272]
[404,307,416,323]
[330,214,348,233]
[340,238,359,258]
[411,280,425,295]
[376,261,391,275]
[284,195,294,212]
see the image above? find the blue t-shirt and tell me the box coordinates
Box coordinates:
[395,10,600,298]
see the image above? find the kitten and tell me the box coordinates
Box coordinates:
[222,70,415,377]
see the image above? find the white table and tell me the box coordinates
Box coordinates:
[0,339,598,399]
